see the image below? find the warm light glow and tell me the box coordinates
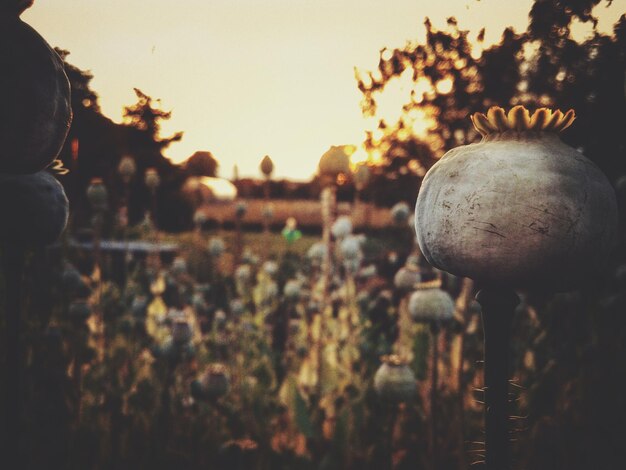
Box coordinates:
[23,0,623,179]
[435,77,454,95]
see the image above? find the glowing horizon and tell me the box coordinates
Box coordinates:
[24,0,624,180]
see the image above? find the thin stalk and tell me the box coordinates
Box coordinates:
[475,288,519,470]
[430,322,440,470]
[2,246,25,464]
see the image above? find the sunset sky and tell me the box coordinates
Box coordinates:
[25,0,624,180]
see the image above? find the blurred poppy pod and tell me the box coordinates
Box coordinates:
[339,235,363,260]
[86,177,108,212]
[283,279,301,300]
[144,167,160,191]
[235,201,248,218]
[373,355,417,403]
[192,363,230,400]
[171,320,192,344]
[0,171,69,245]
[391,201,411,225]
[0,14,72,173]
[170,257,187,275]
[408,282,455,323]
[331,216,352,239]
[318,145,352,183]
[208,237,225,257]
[193,209,208,226]
[259,155,274,177]
[117,155,136,183]
[394,266,422,291]
[415,106,618,291]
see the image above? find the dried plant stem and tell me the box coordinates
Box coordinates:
[476,288,519,470]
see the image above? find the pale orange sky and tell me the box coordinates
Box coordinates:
[24,0,624,180]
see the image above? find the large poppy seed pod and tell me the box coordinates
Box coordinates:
[318,145,352,178]
[0,171,68,245]
[208,237,225,257]
[260,155,274,177]
[144,167,160,191]
[373,355,417,403]
[415,106,618,291]
[0,15,72,173]
[394,266,422,291]
[86,177,108,211]
[331,216,352,239]
[117,155,136,183]
[408,283,455,323]
[391,201,411,225]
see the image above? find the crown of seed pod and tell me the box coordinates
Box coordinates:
[0,171,69,245]
[0,9,72,173]
[373,355,417,403]
[408,281,455,323]
[415,106,618,291]
[260,155,274,177]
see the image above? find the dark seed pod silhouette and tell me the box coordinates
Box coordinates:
[373,355,416,403]
[0,0,34,16]
[0,15,72,173]
[0,170,68,245]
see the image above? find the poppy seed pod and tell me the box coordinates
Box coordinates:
[260,155,274,177]
[408,283,455,323]
[318,145,352,179]
[144,167,160,191]
[117,155,136,183]
[391,202,411,225]
[283,279,301,300]
[331,216,352,239]
[86,177,108,212]
[0,15,72,173]
[339,235,363,261]
[193,364,230,400]
[373,355,416,403]
[415,106,618,291]
[208,237,225,257]
[394,266,422,291]
[0,171,69,245]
